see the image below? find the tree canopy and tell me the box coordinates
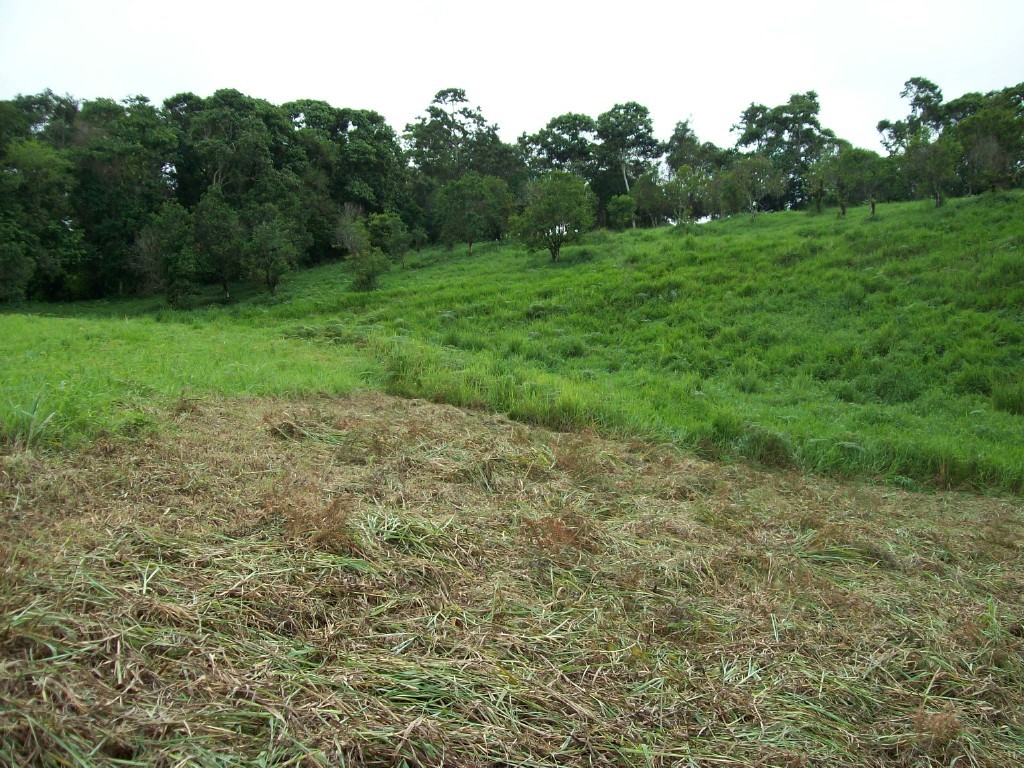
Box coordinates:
[1,76,1021,303]
[516,171,596,261]
[733,91,837,208]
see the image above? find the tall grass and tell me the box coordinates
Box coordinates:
[4,191,1023,489]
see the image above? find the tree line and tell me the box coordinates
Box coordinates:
[1,77,1021,303]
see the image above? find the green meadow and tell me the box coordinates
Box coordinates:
[3,191,1024,490]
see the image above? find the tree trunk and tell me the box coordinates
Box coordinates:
[620,162,637,229]
[221,277,230,300]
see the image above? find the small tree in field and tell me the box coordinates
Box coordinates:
[333,203,370,256]
[720,154,784,222]
[438,171,511,254]
[244,215,299,296]
[515,171,596,262]
[348,248,391,290]
[905,133,959,207]
[193,185,243,299]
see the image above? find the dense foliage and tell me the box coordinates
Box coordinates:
[1,78,1022,302]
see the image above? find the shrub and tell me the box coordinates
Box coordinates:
[348,248,391,291]
[606,195,636,230]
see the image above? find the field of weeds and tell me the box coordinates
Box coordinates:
[2,392,1022,766]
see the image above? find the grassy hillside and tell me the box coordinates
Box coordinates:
[3,192,1024,489]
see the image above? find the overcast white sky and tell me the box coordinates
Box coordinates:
[2,0,1022,152]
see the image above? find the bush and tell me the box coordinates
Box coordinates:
[606,195,636,230]
[348,248,391,291]
[367,212,412,262]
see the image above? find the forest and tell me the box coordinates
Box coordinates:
[1,77,1022,304]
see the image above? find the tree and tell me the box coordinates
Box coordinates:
[804,156,831,215]
[0,99,33,151]
[410,226,429,252]
[838,146,887,214]
[515,171,596,261]
[526,113,598,177]
[0,217,32,302]
[130,200,194,298]
[367,211,412,263]
[665,120,702,173]
[462,127,530,193]
[192,185,243,299]
[404,88,489,184]
[664,164,715,223]
[596,102,661,195]
[437,172,511,254]
[333,202,371,256]
[269,102,354,261]
[243,212,299,296]
[878,77,946,154]
[163,89,296,209]
[876,78,966,205]
[9,90,79,148]
[335,108,409,212]
[631,173,672,226]
[809,143,887,216]
[665,120,729,176]
[902,77,946,133]
[947,87,1024,192]
[0,137,84,298]
[719,155,785,221]
[606,194,635,230]
[733,91,837,209]
[332,203,389,290]
[69,96,177,296]
[905,134,959,207]
[347,248,391,290]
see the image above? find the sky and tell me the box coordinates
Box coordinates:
[2,0,1022,152]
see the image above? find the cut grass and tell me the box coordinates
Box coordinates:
[2,393,1022,766]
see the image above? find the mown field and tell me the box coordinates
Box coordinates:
[2,194,1024,765]
[2,393,1022,766]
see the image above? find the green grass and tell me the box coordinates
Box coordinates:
[0,314,371,448]
[4,192,1024,489]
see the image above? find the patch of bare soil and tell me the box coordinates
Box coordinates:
[2,392,1022,766]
